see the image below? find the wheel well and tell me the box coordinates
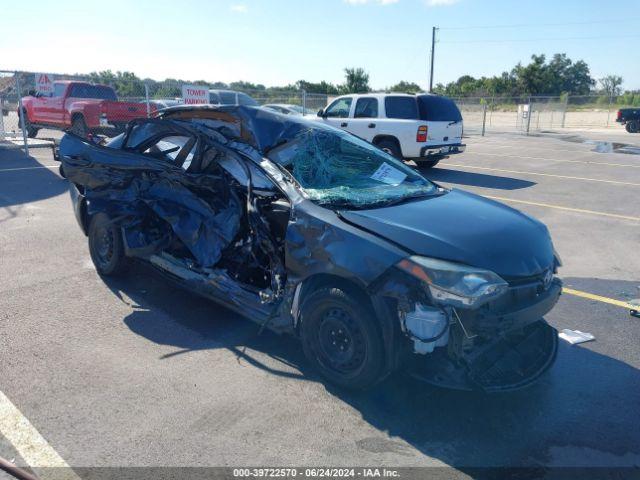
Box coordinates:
[372,135,402,155]
[71,112,85,123]
[373,135,399,147]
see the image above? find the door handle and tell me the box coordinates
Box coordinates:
[340,122,348,127]
[368,123,376,128]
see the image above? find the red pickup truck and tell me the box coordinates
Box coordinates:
[19,80,151,138]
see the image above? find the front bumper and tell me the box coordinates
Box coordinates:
[419,143,466,157]
[407,279,562,392]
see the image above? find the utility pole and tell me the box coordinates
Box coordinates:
[429,26,438,92]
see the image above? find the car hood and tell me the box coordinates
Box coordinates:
[338,189,555,278]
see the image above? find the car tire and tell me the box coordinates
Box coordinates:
[300,286,384,390]
[71,115,88,138]
[375,139,402,159]
[88,213,129,276]
[626,121,639,133]
[58,164,66,178]
[415,158,440,169]
[19,110,39,138]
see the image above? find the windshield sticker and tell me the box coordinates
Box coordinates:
[370,162,407,185]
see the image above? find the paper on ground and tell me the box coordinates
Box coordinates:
[559,329,595,345]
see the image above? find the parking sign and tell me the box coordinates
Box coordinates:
[181,85,209,105]
[35,73,54,95]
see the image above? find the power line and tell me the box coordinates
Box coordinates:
[440,18,640,30]
[439,34,640,44]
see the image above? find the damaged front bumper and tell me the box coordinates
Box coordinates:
[403,278,562,392]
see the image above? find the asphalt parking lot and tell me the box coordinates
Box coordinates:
[1,129,639,477]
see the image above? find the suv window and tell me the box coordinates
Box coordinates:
[354,98,378,118]
[384,96,418,119]
[324,97,352,118]
[417,95,462,122]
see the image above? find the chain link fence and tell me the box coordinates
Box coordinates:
[2,68,639,155]
[454,93,639,135]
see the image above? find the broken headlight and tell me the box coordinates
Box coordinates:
[397,256,509,309]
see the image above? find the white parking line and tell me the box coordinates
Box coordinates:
[443,163,640,187]
[470,151,640,169]
[0,391,80,479]
[0,165,58,173]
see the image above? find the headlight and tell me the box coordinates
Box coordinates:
[397,256,509,309]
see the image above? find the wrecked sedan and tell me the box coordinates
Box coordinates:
[60,105,562,392]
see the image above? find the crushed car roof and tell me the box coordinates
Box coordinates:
[158,104,325,154]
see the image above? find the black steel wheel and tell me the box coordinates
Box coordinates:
[88,213,129,276]
[300,286,384,389]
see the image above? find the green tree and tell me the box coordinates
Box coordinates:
[599,75,623,97]
[389,81,422,93]
[341,67,370,94]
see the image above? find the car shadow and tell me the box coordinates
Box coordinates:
[419,167,536,191]
[106,266,640,470]
[0,148,67,208]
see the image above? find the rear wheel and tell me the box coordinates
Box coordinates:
[88,213,129,276]
[71,115,88,138]
[375,138,402,159]
[415,158,440,169]
[626,121,639,133]
[300,286,384,389]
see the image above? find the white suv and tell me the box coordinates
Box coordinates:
[314,93,465,168]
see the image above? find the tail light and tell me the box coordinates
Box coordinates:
[416,125,428,142]
[617,110,622,120]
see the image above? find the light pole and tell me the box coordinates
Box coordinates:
[429,26,438,92]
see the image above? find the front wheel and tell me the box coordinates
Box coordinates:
[300,286,384,389]
[626,121,639,133]
[71,115,88,138]
[88,213,129,276]
[19,110,39,138]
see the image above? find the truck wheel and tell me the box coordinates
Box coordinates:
[19,110,39,138]
[71,115,88,138]
[88,213,129,276]
[626,121,639,133]
[300,286,384,390]
[375,139,402,159]
[415,158,440,169]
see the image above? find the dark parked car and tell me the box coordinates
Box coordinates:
[616,108,640,133]
[60,105,562,392]
[209,89,259,106]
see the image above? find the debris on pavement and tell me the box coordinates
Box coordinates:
[558,329,595,345]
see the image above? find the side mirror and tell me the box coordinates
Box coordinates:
[28,89,36,97]
[317,109,324,117]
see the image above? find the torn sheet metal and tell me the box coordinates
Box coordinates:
[60,133,241,267]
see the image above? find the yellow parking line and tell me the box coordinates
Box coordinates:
[0,391,80,478]
[484,195,640,222]
[563,287,636,310]
[472,152,640,169]
[443,163,640,187]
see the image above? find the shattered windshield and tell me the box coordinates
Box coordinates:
[266,124,438,208]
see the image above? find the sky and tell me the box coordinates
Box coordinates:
[2,0,639,91]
